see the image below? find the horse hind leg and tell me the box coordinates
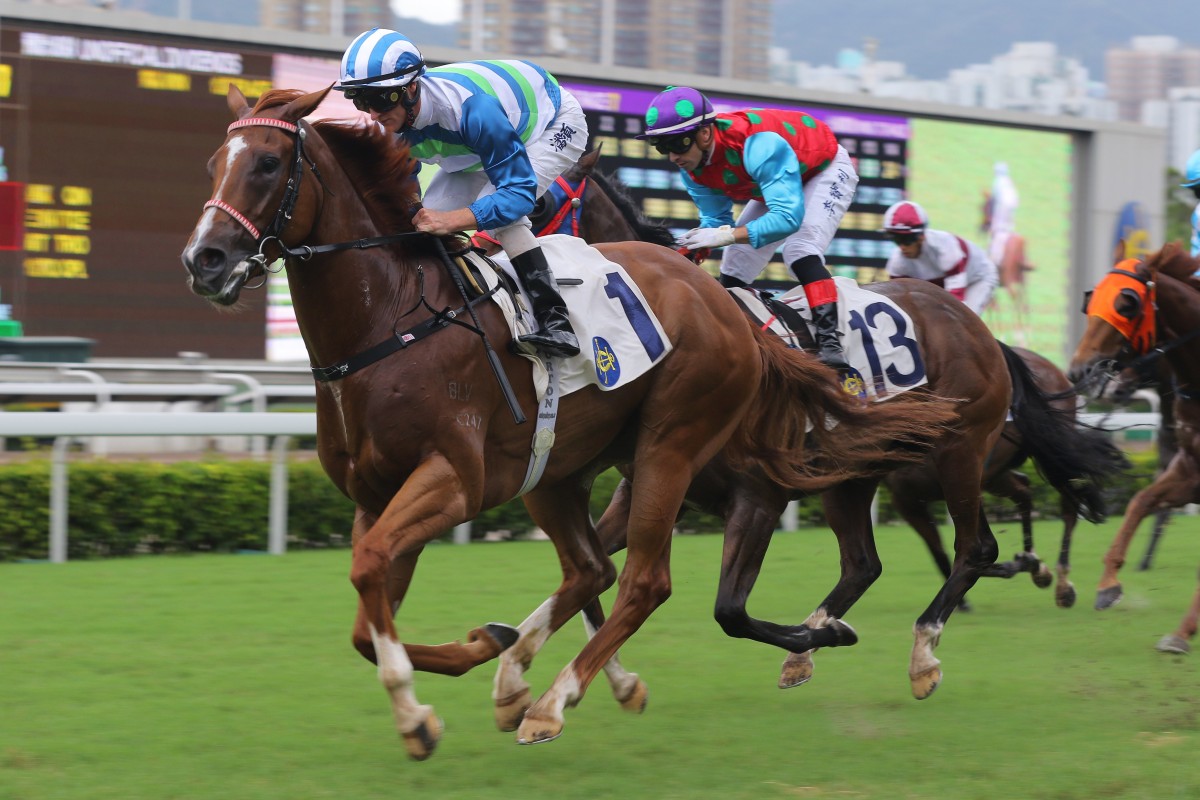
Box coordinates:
[981,470,1050,586]
[492,481,616,735]
[910,457,998,700]
[1054,495,1080,609]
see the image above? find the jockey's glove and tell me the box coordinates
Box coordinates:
[676,225,736,251]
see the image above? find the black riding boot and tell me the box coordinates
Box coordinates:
[810,301,850,371]
[512,247,580,357]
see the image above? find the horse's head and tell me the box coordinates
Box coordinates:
[181,85,330,306]
[1067,258,1157,395]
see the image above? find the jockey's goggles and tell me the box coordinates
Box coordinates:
[651,135,696,156]
[889,232,921,245]
[343,87,403,114]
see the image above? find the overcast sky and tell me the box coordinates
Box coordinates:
[391,0,461,25]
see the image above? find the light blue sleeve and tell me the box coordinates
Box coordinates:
[679,170,735,228]
[742,131,804,249]
[1191,203,1199,259]
[457,94,538,230]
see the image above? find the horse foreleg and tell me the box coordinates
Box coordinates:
[778,479,881,688]
[492,480,615,734]
[349,455,473,760]
[1157,568,1200,654]
[1097,455,1199,610]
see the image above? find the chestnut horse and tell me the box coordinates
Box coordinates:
[540,150,1124,696]
[181,87,959,757]
[1068,243,1200,654]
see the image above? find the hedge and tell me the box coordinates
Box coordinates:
[0,448,1165,562]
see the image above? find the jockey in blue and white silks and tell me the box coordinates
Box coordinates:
[335,28,587,357]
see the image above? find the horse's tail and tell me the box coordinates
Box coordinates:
[999,341,1130,522]
[724,326,960,493]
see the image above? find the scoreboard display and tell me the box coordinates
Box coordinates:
[0,19,912,359]
[0,23,274,358]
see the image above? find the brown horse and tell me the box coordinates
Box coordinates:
[540,150,1127,696]
[181,86,958,756]
[887,346,1127,611]
[1068,243,1200,654]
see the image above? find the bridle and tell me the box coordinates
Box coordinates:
[532,175,588,237]
[203,117,329,283]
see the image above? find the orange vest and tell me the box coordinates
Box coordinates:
[688,110,839,202]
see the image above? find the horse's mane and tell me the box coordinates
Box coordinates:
[250,90,421,237]
[1147,241,1200,287]
[587,169,678,248]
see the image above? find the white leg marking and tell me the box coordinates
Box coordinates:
[581,612,639,700]
[910,622,944,678]
[494,597,556,701]
[369,623,432,734]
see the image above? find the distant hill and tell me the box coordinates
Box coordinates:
[772,0,1198,80]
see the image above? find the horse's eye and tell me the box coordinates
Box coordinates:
[260,156,281,174]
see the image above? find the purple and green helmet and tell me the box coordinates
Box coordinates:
[637,86,716,140]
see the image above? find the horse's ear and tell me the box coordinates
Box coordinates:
[227,83,252,120]
[579,146,602,174]
[1111,238,1126,266]
[280,85,334,123]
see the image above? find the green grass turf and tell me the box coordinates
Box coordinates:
[1,517,1197,800]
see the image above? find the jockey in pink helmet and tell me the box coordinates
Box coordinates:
[881,200,998,316]
[639,86,860,381]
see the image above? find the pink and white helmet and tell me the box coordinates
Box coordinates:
[881,200,928,233]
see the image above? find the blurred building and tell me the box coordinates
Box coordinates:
[261,0,389,36]
[459,0,771,82]
[1106,36,1200,122]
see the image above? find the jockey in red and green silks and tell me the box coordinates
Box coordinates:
[638,86,859,374]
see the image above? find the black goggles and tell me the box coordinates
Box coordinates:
[651,135,695,156]
[889,232,921,245]
[344,87,403,114]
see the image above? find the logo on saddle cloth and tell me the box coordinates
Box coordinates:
[592,336,621,387]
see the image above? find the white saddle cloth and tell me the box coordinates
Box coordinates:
[730,276,930,401]
[466,234,673,400]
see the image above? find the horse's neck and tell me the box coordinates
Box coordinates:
[285,157,425,367]
[1158,276,1200,391]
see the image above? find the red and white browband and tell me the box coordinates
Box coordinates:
[202,117,302,240]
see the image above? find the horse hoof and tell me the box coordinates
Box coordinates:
[957,598,973,613]
[617,679,649,713]
[1032,565,1053,589]
[401,711,443,761]
[494,688,531,732]
[482,622,521,652]
[828,619,859,647]
[1056,583,1077,609]
[516,714,563,745]
[1155,635,1190,655]
[779,650,816,689]
[910,666,942,700]
[1095,585,1123,610]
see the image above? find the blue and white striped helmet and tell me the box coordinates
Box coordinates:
[335,28,426,90]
